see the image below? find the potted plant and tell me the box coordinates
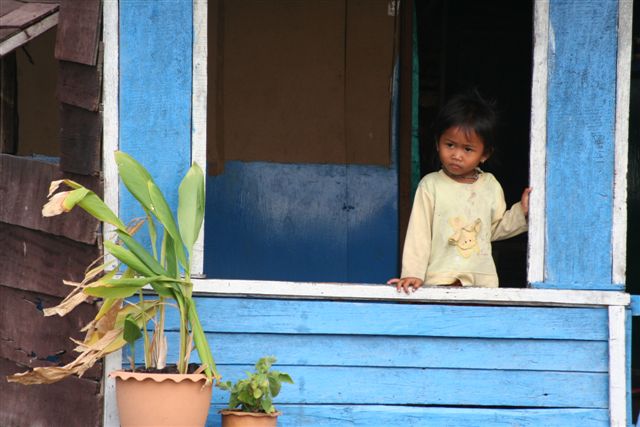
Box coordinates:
[218,356,293,427]
[7,151,219,426]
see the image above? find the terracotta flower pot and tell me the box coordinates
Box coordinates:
[220,410,281,427]
[110,371,213,427]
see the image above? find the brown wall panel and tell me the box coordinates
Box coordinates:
[0,222,100,297]
[59,103,102,175]
[54,0,101,66]
[345,0,394,165]
[0,155,101,243]
[222,0,346,164]
[212,0,394,166]
[0,357,103,427]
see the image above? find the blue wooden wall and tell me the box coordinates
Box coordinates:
[540,0,621,291]
[204,162,398,283]
[119,0,193,241]
[127,296,612,426]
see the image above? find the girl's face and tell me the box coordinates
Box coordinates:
[437,126,489,182]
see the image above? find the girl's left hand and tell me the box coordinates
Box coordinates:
[521,187,532,217]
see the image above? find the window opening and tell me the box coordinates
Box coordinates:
[414,0,533,288]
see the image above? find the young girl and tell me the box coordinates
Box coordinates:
[388,91,531,293]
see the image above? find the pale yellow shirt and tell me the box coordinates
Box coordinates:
[401,170,528,287]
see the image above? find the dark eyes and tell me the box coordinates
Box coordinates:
[444,142,475,152]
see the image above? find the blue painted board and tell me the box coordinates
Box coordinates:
[544,0,618,289]
[345,164,398,282]
[204,161,398,283]
[155,332,608,373]
[204,365,607,408]
[166,297,609,340]
[205,405,610,427]
[118,0,192,244]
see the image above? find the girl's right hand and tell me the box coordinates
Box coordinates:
[387,277,424,294]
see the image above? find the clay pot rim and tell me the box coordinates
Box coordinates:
[219,410,281,418]
[110,370,211,384]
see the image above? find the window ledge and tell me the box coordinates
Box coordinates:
[191,279,630,308]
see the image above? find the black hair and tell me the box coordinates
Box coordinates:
[433,90,498,156]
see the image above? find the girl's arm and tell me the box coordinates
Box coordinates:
[388,183,434,293]
[491,186,530,241]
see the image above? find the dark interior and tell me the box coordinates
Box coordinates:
[415,0,534,287]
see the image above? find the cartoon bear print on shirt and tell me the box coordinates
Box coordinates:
[448,217,482,258]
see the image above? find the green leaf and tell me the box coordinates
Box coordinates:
[147,181,188,273]
[260,395,273,413]
[123,314,142,345]
[163,232,178,278]
[61,187,90,210]
[278,373,294,384]
[85,283,143,299]
[115,151,155,211]
[178,163,205,256]
[268,376,281,397]
[116,230,168,276]
[104,240,155,277]
[77,192,128,231]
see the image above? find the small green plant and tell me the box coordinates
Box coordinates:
[218,356,293,414]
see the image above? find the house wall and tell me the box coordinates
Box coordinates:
[113,0,633,426]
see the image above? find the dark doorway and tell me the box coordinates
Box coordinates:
[415,0,533,286]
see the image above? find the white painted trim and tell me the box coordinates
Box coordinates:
[612,0,632,285]
[0,12,59,57]
[608,305,627,426]
[102,1,120,426]
[191,0,207,277]
[527,0,549,285]
[191,279,631,307]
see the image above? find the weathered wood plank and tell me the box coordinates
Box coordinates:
[159,332,608,373]
[0,285,100,376]
[59,102,102,175]
[0,154,101,243]
[206,365,607,408]
[0,2,58,28]
[0,357,103,427]
[119,0,192,230]
[57,56,102,111]
[54,0,101,66]
[207,405,610,427]
[544,1,618,289]
[169,297,609,340]
[0,222,100,297]
[0,52,18,154]
[0,1,24,19]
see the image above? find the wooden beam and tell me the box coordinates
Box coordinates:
[612,0,633,285]
[527,0,549,285]
[607,305,626,426]
[191,0,207,276]
[397,0,413,268]
[0,11,58,58]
